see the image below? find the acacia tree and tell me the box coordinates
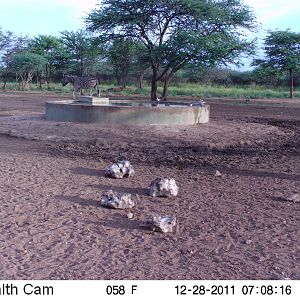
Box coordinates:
[0,28,30,89]
[60,30,101,76]
[0,28,14,51]
[8,52,47,90]
[0,28,14,88]
[107,38,135,87]
[107,38,150,88]
[86,0,256,100]
[253,30,300,98]
[28,35,68,88]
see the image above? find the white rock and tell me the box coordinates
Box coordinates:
[190,99,206,107]
[100,190,135,209]
[142,215,176,233]
[127,212,134,219]
[149,177,178,197]
[285,193,300,203]
[105,160,134,179]
[215,170,222,177]
[123,160,130,168]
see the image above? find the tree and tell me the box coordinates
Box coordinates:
[60,30,102,76]
[131,42,151,89]
[8,52,47,90]
[252,30,300,98]
[86,0,256,100]
[251,65,283,87]
[0,28,30,89]
[0,28,14,51]
[107,38,150,88]
[107,38,135,88]
[89,58,114,82]
[0,28,14,89]
[28,35,68,88]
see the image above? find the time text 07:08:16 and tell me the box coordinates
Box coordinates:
[175,284,292,296]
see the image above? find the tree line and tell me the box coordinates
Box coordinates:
[1,0,300,99]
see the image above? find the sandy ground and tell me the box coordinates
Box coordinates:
[0,91,299,280]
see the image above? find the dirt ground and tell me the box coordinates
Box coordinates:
[0,91,299,280]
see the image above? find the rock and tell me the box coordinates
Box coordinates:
[245,239,252,245]
[100,190,135,209]
[285,193,300,203]
[272,275,292,280]
[127,212,134,219]
[190,99,206,107]
[105,163,122,178]
[93,138,110,148]
[215,170,222,177]
[105,160,134,179]
[149,177,178,197]
[142,215,176,233]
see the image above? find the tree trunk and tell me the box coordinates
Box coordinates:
[150,68,158,100]
[2,69,7,90]
[289,68,294,99]
[137,71,144,89]
[46,64,51,90]
[26,72,33,90]
[116,74,122,87]
[121,73,127,89]
[161,74,173,101]
[39,73,42,90]
[80,58,84,76]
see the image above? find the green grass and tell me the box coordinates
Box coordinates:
[103,83,300,99]
[163,83,300,99]
[1,81,299,99]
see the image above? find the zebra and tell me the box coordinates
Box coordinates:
[61,75,100,100]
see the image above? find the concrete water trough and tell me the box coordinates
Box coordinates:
[45,97,210,125]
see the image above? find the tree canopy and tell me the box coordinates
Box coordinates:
[28,35,68,87]
[86,0,257,100]
[60,30,102,76]
[8,52,48,90]
[0,27,14,51]
[253,30,300,98]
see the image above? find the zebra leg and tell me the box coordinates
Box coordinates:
[74,87,80,100]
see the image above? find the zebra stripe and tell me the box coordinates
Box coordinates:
[62,75,100,99]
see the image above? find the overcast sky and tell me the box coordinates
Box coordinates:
[0,0,299,36]
[0,0,98,36]
[0,0,299,69]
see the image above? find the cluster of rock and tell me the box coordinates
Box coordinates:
[102,160,178,233]
[98,159,298,234]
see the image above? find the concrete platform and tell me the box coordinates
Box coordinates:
[76,96,109,105]
[45,100,210,125]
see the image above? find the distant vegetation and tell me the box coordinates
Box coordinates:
[2,81,298,100]
[0,0,299,99]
